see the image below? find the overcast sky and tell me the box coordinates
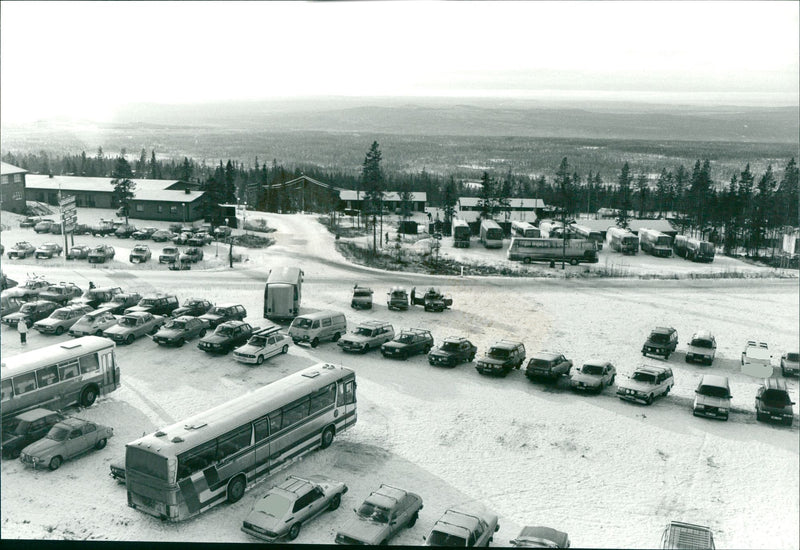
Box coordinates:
[1,1,797,123]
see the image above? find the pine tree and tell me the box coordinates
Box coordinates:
[752,165,776,256]
[441,176,458,231]
[180,157,193,184]
[636,173,648,219]
[136,149,147,177]
[554,157,573,268]
[777,158,799,229]
[110,156,136,224]
[150,150,159,179]
[95,146,105,177]
[656,168,671,218]
[361,141,384,245]
[723,174,739,254]
[616,162,633,228]
[477,171,496,220]
[737,164,755,253]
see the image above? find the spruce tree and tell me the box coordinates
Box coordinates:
[110,156,136,224]
[616,162,633,228]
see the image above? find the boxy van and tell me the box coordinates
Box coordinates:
[288,310,346,348]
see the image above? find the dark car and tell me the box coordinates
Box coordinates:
[151,229,174,242]
[66,245,91,260]
[153,315,210,347]
[71,224,93,236]
[33,219,56,233]
[69,286,123,309]
[525,352,574,381]
[114,224,137,239]
[198,321,255,354]
[49,222,63,235]
[381,329,434,360]
[180,247,204,263]
[171,298,213,318]
[38,283,84,305]
[7,241,36,259]
[129,245,152,263]
[87,244,116,264]
[124,294,179,317]
[411,287,453,312]
[159,246,180,264]
[34,242,63,259]
[199,303,247,328]
[755,377,795,426]
[97,292,142,315]
[132,227,157,240]
[19,216,44,228]
[2,300,60,328]
[475,340,526,376]
[2,409,66,459]
[387,287,410,311]
[428,336,477,367]
[642,327,678,359]
[510,526,570,548]
[187,232,212,247]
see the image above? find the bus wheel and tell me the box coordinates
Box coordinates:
[311,338,319,348]
[256,355,264,365]
[569,258,579,266]
[49,456,62,470]
[288,522,301,541]
[80,386,98,407]
[321,426,335,449]
[95,438,107,450]
[523,258,531,264]
[227,475,246,503]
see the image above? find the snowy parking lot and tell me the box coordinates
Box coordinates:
[1,211,798,548]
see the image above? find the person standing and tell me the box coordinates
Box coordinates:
[17,318,28,345]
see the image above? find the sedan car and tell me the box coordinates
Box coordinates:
[171,298,213,318]
[781,352,799,377]
[233,326,291,364]
[103,311,165,345]
[33,219,56,233]
[38,283,84,306]
[66,245,91,260]
[87,244,116,264]
[33,304,94,335]
[179,247,204,263]
[97,292,142,315]
[335,484,423,546]
[129,245,152,263]
[69,308,118,337]
[151,229,175,242]
[2,409,66,459]
[2,300,60,328]
[152,315,209,347]
[425,506,500,547]
[198,321,254,354]
[159,246,180,263]
[6,241,36,259]
[569,361,617,393]
[427,337,477,367]
[34,242,64,259]
[19,417,113,470]
[241,475,348,542]
[132,227,157,240]
[510,526,571,548]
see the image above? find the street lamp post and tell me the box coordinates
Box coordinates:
[181,202,186,225]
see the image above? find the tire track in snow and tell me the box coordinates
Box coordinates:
[119,376,176,426]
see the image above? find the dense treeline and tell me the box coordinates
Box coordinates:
[3,147,797,258]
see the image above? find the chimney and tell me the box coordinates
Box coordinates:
[185,187,191,194]
[48,173,54,178]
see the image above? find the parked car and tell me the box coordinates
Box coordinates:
[617,365,675,405]
[741,341,774,378]
[660,521,715,550]
[151,229,175,243]
[90,221,117,237]
[781,351,800,377]
[1,295,25,319]
[685,331,717,365]
[19,417,113,470]
[425,506,500,547]
[288,311,347,348]
[34,242,63,259]
[242,475,348,542]
[569,360,616,393]
[33,304,94,335]
[525,352,573,382]
[213,225,232,239]
[172,232,193,245]
[69,286,123,309]
[510,525,570,548]
[335,484,423,546]
[351,284,374,309]
[198,303,247,328]
[19,216,44,228]
[129,245,152,263]
[381,329,434,360]
[49,222,63,235]
[152,315,210,347]
[427,336,477,367]
[124,294,179,317]
[338,321,395,353]
[475,340,526,376]
[97,292,142,315]
[692,374,732,421]
[2,300,60,328]
[66,244,91,260]
[2,409,66,459]
[198,320,255,354]
[642,327,678,359]
[69,308,118,337]
[159,246,181,263]
[103,311,165,345]
[172,298,213,318]
[387,287,410,310]
[87,244,115,264]
[114,224,137,239]
[33,219,56,233]
[412,286,453,312]
[132,227,157,240]
[755,377,795,426]
[233,325,291,364]
[2,277,51,300]
[179,247,204,263]
[6,241,36,259]
[187,232,212,247]
[39,283,83,305]
[71,224,93,236]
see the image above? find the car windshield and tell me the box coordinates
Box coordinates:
[691,339,714,349]
[649,333,669,344]
[762,390,792,407]
[253,493,292,518]
[698,385,729,398]
[20,304,37,313]
[582,364,604,375]
[356,503,390,523]
[46,426,69,441]
[427,530,467,547]
[111,297,128,304]
[787,353,799,362]
[164,248,177,254]
[398,335,414,344]
[391,291,406,298]
[216,326,233,337]
[91,247,105,252]
[167,320,186,329]
[354,290,371,297]
[488,348,510,359]
[532,358,552,367]
[134,247,146,253]
[52,311,70,320]
[4,418,27,436]
[249,336,266,346]
[140,299,157,306]
[356,327,374,336]
[441,342,460,352]
[293,318,312,329]
[632,372,656,383]
[120,317,137,327]
[210,307,228,315]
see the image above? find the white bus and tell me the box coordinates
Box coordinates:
[571,224,604,250]
[479,219,503,249]
[507,237,598,265]
[452,218,471,248]
[607,227,639,255]
[264,266,303,321]
[125,363,357,522]
[511,220,541,238]
[1,336,120,421]
[639,228,673,258]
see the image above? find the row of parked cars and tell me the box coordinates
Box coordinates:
[7,240,206,266]
[352,285,454,312]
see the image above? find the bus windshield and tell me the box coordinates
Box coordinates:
[486,228,503,240]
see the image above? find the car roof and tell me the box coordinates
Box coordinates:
[516,526,569,547]
[583,360,609,367]
[219,320,246,327]
[271,476,315,499]
[125,311,152,318]
[15,408,60,421]
[491,340,523,349]
[54,417,91,429]
[365,485,407,509]
[172,315,197,322]
[357,320,391,328]
[699,374,729,388]
[652,326,676,334]
[443,336,468,344]
[213,303,241,309]
[531,351,561,360]
[690,330,715,340]
[635,365,670,375]
[762,378,788,391]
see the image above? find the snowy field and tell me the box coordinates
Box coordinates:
[1,210,798,548]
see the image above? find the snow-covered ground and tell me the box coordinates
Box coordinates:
[1,210,798,548]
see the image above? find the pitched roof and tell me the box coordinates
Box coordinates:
[25,174,203,203]
[627,219,676,234]
[457,197,545,208]
[1,162,27,176]
[339,190,427,202]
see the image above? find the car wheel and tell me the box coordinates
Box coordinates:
[95,438,107,450]
[227,475,246,503]
[645,394,654,405]
[256,355,264,365]
[94,330,103,337]
[363,345,370,354]
[332,332,341,342]
[685,356,691,363]
[400,351,408,360]
[609,375,616,385]
[664,352,670,360]
[569,258,579,266]
[782,367,786,376]
[55,326,64,335]
[176,338,185,348]
[125,334,135,345]
[49,456,63,470]
[320,426,335,449]
[282,345,288,354]
[407,511,419,527]
[288,522,301,541]
[329,493,342,511]
[80,386,98,407]
[199,329,207,338]
[311,337,319,348]
[523,257,531,264]
[663,386,670,396]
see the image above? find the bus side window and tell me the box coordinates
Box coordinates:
[310,384,335,414]
[343,380,356,405]
[281,398,310,430]
[79,354,100,374]
[12,373,37,396]
[268,410,282,434]
[36,365,59,388]
[1,379,13,401]
[254,417,270,442]
[215,424,252,461]
[58,362,80,381]
[178,440,217,479]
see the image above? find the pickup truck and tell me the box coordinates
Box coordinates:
[525,352,573,381]
[335,484,423,546]
[381,329,434,360]
[198,321,256,354]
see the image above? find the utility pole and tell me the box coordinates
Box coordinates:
[372,215,377,256]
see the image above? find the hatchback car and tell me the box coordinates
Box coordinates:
[66,245,92,260]
[34,242,63,259]
[19,417,113,470]
[781,352,799,377]
[233,326,291,364]
[6,241,36,259]
[241,475,348,542]
[33,304,94,335]
[755,378,795,426]
[569,361,616,393]
[2,409,66,459]
[424,506,499,547]
[69,308,118,337]
[152,315,210,347]
[2,300,60,328]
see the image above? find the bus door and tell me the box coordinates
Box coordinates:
[338,379,357,429]
[266,398,312,468]
[99,349,117,387]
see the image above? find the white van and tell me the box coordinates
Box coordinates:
[741,341,773,378]
[288,310,346,348]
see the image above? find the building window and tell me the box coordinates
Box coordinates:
[135,204,144,212]
[12,192,23,201]
[170,206,178,214]
[157,205,163,213]
[14,174,23,184]
[0,175,10,185]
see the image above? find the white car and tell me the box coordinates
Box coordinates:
[233,326,290,364]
